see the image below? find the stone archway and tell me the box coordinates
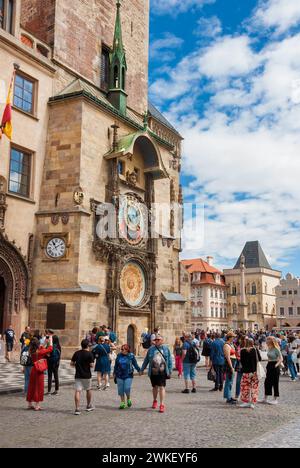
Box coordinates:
[0,233,29,334]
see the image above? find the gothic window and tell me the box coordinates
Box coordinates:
[9,147,32,198]
[252,283,257,295]
[114,65,119,88]
[0,0,14,34]
[232,285,237,296]
[265,283,268,294]
[122,67,126,90]
[100,46,110,91]
[233,304,237,315]
[252,303,257,314]
[118,160,125,176]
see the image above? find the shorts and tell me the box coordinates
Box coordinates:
[183,363,197,381]
[117,378,133,396]
[6,342,13,352]
[150,374,167,388]
[75,379,92,392]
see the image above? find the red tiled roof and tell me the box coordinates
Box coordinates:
[181,258,226,286]
[181,258,223,274]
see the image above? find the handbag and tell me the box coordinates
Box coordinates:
[255,348,266,381]
[207,366,216,382]
[34,351,48,373]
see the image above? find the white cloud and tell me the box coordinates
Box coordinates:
[151,0,215,16]
[199,36,260,78]
[253,0,300,34]
[150,33,184,62]
[151,21,300,270]
[195,16,222,38]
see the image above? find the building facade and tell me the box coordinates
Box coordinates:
[182,257,228,332]
[0,0,190,356]
[224,242,281,331]
[275,274,300,329]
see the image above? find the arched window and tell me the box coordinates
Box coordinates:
[114,65,119,88]
[232,284,237,296]
[265,283,268,294]
[233,304,237,315]
[122,67,126,90]
[252,303,257,315]
[252,283,257,295]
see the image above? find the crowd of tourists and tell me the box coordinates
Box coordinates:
[0,324,299,415]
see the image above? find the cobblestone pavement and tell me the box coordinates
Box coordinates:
[0,369,299,448]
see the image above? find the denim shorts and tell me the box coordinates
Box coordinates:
[117,378,133,396]
[183,363,197,381]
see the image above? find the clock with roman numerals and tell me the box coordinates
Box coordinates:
[46,237,66,259]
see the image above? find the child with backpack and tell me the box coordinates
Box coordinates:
[113,344,140,410]
[47,335,61,395]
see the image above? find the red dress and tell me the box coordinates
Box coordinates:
[27,347,53,403]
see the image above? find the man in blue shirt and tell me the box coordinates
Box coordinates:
[210,333,225,392]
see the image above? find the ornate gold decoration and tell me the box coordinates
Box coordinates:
[120,261,146,307]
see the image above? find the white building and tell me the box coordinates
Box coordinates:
[181,257,228,332]
[276,274,300,329]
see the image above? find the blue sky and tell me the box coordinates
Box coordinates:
[149,0,300,276]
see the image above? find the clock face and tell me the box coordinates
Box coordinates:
[46,238,66,259]
[120,261,147,307]
[119,196,145,245]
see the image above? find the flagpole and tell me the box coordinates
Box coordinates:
[0,63,19,141]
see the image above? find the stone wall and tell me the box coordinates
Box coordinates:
[21,0,149,115]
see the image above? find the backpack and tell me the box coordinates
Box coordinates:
[20,350,32,367]
[49,347,61,365]
[188,343,200,364]
[142,333,151,349]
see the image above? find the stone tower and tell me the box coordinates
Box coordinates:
[17,0,190,356]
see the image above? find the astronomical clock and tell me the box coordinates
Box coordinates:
[91,128,166,332]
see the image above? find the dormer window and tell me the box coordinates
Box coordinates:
[0,0,14,35]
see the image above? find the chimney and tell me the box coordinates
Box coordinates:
[207,256,213,266]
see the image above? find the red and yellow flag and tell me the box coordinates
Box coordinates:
[0,72,14,141]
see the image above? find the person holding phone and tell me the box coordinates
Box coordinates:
[26,335,53,411]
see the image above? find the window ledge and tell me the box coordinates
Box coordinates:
[12,106,39,122]
[7,192,36,204]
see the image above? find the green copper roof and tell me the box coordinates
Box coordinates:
[111,1,126,65]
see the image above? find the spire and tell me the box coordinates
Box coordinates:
[108,0,128,114]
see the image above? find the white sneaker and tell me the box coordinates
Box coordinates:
[239,403,251,408]
[267,400,279,406]
[258,399,268,404]
[250,404,256,410]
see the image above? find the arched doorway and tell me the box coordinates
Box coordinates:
[0,234,29,336]
[0,277,5,334]
[127,325,136,354]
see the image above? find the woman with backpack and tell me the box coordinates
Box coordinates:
[26,336,53,411]
[181,334,199,394]
[113,344,140,409]
[47,335,61,395]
